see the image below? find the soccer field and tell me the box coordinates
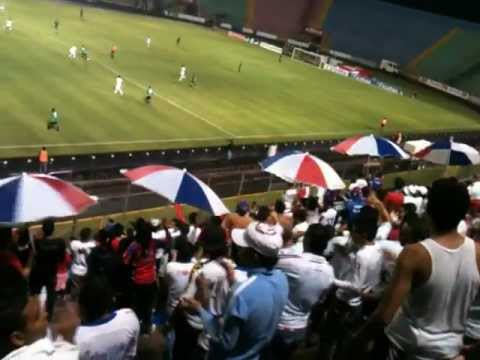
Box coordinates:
[1,0,480,158]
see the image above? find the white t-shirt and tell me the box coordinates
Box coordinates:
[320,208,337,226]
[276,252,334,330]
[293,221,309,243]
[336,243,383,306]
[115,77,123,87]
[187,226,201,245]
[70,240,96,276]
[306,210,320,225]
[165,260,195,315]
[376,239,403,283]
[375,222,393,241]
[182,259,229,330]
[75,308,139,360]
[180,67,186,76]
[3,338,78,360]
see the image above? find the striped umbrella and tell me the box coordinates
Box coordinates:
[124,165,229,216]
[260,151,345,190]
[415,139,480,166]
[0,173,97,224]
[331,134,409,159]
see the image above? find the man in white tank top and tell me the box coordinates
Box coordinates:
[349,178,480,359]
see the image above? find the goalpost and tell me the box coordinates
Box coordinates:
[291,47,327,68]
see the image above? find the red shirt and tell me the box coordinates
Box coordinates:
[110,237,121,253]
[123,241,156,285]
[0,251,23,273]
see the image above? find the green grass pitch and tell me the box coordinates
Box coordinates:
[1,0,479,158]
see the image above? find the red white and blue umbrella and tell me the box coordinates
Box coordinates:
[0,173,97,224]
[124,165,229,216]
[331,134,409,159]
[260,151,345,190]
[415,139,480,166]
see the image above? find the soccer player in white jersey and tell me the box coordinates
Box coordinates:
[68,45,77,59]
[114,75,124,96]
[4,18,13,31]
[146,36,151,48]
[178,65,187,82]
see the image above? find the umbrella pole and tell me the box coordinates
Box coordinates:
[123,183,132,220]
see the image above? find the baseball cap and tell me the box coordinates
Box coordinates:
[231,222,283,257]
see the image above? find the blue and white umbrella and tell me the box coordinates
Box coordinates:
[124,165,229,216]
[415,139,480,166]
[331,134,409,159]
[0,173,97,224]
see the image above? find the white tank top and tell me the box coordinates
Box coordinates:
[386,237,480,359]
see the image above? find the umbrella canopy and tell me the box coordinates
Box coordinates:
[124,165,229,216]
[404,140,432,155]
[415,139,480,166]
[260,151,345,190]
[0,173,97,224]
[331,134,409,159]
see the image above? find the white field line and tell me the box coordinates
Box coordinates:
[13,21,235,139]
[0,136,227,150]
[98,61,236,138]
[0,131,347,150]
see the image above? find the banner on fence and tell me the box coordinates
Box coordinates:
[259,42,283,54]
[256,31,278,40]
[178,13,206,24]
[288,39,310,48]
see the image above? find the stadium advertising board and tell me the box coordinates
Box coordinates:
[259,42,283,54]
[177,13,206,24]
[228,31,247,42]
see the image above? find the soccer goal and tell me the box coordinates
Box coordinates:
[291,47,326,68]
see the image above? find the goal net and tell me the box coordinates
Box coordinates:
[291,47,326,68]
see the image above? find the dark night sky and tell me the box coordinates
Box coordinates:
[379,0,480,23]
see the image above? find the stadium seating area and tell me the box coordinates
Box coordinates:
[251,0,319,38]
[322,0,480,65]
[197,0,246,30]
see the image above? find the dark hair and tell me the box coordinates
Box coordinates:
[400,216,430,246]
[96,229,109,246]
[134,219,153,257]
[394,177,406,190]
[256,206,272,222]
[42,218,55,237]
[188,212,198,225]
[427,178,469,234]
[0,265,28,358]
[306,197,319,211]
[174,236,194,263]
[174,219,190,237]
[402,203,418,223]
[79,275,114,323]
[79,228,92,242]
[198,225,227,258]
[0,227,12,250]
[274,199,286,215]
[353,206,379,241]
[293,209,307,223]
[304,224,335,255]
[257,253,278,269]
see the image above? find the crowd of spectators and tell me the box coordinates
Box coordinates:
[1,175,480,359]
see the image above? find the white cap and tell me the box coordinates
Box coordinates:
[231,222,283,257]
[150,218,161,227]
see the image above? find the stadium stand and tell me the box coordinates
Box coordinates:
[412,30,480,95]
[197,0,246,30]
[322,0,480,65]
[251,0,321,39]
